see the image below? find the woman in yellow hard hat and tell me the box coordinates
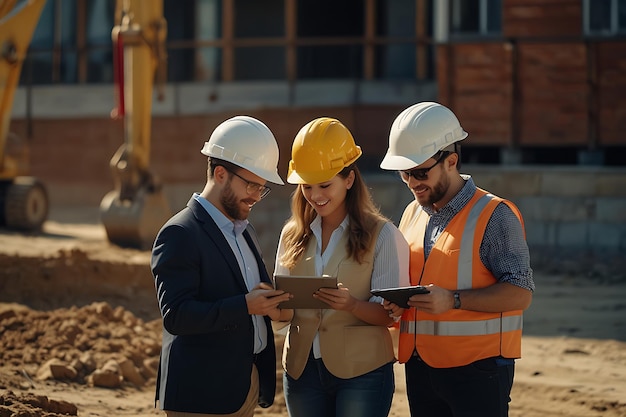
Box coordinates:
[270,117,410,417]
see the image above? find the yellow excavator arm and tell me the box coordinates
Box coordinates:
[0,0,48,231]
[100,0,170,249]
[0,0,45,177]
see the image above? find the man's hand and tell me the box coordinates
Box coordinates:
[245,283,292,316]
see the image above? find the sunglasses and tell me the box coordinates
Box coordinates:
[225,168,271,199]
[399,152,449,182]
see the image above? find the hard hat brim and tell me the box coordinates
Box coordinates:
[380,154,429,171]
[249,167,284,185]
[287,167,342,185]
[201,151,285,185]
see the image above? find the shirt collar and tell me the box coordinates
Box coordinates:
[422,174,476,217]
[310,213,350,236]
[193,192,248,236]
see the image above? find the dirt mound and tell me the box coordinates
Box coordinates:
[0,248,158,321]
[0,300,288,417]
[0,390,78,416]
[0,301,161,416]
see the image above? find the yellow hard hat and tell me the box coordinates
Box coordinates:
[287,117,362,184]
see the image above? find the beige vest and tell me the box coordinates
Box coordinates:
[283,219,396,379]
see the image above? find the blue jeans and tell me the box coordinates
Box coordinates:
[405,354,514,417]
[283,354,395,417]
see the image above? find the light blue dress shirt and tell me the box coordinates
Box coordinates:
[194,193,267,354]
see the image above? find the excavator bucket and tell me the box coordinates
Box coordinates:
[100,186,170,250]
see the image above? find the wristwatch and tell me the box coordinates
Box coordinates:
[453,292,461,309]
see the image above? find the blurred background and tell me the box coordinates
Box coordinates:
[2,0,625,264]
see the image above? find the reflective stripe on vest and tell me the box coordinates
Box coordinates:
[400,315,522,336]
[457,193,493,289]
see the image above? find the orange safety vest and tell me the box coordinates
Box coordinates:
[397,187,524,368]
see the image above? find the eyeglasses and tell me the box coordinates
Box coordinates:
[399,152,449,182]
[225,168,271,199]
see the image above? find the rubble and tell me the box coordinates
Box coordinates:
[0,301,161,389]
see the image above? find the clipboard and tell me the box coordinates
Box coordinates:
[370,286,430,309]
[274,275,337,309]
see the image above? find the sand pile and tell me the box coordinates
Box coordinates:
[0,302,161,416]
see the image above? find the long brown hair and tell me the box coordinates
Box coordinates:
[279,164,388,269]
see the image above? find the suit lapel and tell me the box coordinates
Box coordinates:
[187,198,270,290]
[187,198,248,291]
[243,226,271,284]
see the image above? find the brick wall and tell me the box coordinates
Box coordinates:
[437,43,513,146]
[595,42,626,146]
[516,42,589,146]
[504,0,582,38]
[438,0,626,150]
[9,105,406,206]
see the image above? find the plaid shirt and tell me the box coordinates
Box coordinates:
[422,176,535,292]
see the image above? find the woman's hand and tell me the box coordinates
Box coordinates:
[314,283,357,311]
[382,299,404,321]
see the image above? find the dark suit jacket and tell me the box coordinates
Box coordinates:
[151,197,276,414]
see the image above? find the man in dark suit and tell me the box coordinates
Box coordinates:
[151,115,291,416]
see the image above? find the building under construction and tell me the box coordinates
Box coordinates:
[5,0,625,257]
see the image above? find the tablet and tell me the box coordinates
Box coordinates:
[274,275,337,309]
[371,286,430,309]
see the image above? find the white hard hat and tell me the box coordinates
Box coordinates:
[380,102,468,171]
[201,116,284,185]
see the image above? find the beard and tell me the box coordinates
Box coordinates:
[419,173,449,209]
[220,180,249,220]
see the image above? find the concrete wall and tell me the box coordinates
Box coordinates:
[43,164,625,273]
[135,165,625,272]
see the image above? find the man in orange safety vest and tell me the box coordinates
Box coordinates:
[380,102,535,417]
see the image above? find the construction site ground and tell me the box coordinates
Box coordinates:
[0,207,625,417]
